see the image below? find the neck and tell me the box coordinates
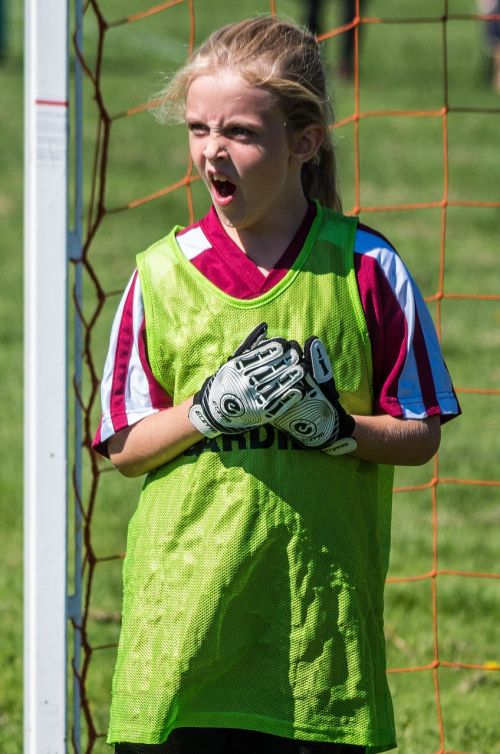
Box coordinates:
[220,195,310,273]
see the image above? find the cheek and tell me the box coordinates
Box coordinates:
[257,150,288,182]
[188,137,203,164]
[245,148,278,176]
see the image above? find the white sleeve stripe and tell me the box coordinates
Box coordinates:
[362,244,418,380]
[98,272,158,444]
[356,244,415,354]
[358,236,458,417]
[99,271,136,442]
[411,281,457,406]
[124,274,156,423]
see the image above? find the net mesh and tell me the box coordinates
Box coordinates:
[70,2,500,752]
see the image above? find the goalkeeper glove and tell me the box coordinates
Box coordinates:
[188,323,304,437]
[272,336,357,456]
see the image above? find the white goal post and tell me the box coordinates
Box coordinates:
[24,0,82,751]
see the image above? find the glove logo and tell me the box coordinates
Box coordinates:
[290,419,317,438]
[221,394,244,418]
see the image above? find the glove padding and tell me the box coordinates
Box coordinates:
[272,336,357,456]
[189,323,304,437]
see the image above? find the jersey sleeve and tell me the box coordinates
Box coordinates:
[92,270,172,457]
[354,224,460,422]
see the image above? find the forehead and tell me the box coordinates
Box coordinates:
[186,71,280,121]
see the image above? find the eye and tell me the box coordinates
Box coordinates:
[227,125,256,140]
[187,122,209,136]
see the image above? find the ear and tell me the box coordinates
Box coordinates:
[289,124,324,165]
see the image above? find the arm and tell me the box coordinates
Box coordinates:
[109,404,441,477]
[108,397,201,477]
[351,413,441,466]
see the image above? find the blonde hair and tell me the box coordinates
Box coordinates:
[155,16,341,212]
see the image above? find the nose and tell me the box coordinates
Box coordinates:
[203,131,228,161]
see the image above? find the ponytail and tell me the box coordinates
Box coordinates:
[301,137,342,213]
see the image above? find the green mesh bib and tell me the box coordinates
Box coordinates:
[108,206,396,752]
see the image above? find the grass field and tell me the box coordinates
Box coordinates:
[1,1,500,752]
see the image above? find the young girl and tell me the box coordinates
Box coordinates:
[94,16,460,754]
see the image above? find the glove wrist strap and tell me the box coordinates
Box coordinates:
[323,436,358,456]
[188,404,221,438]
[323,416,357,456]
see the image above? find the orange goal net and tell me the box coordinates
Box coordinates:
[70,2,500,752]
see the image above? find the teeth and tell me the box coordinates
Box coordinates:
[209,173,236,199]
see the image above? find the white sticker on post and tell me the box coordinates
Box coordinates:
[35,100,68,165]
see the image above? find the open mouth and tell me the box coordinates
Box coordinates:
[210,174,237,202]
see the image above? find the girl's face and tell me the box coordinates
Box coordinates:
[186,71,308,240]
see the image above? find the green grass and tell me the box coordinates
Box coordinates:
[0,5,25,749]
[1,1,499,752]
